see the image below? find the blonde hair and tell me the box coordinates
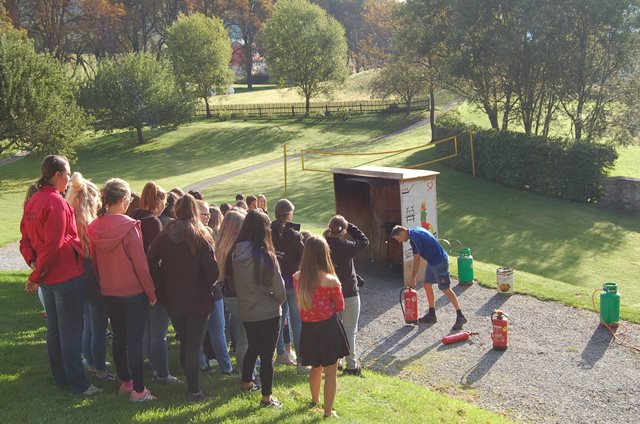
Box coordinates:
[66,172,101,257]
[257,193,267,212]
[208,206,223,231]
[216,209,246,280]
[98,178,131,217]
[297,236,336,312]
[140,181,166,213]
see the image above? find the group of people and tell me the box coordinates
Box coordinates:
[19,155,372,418]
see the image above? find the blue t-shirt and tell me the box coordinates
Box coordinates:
[408,227,447,265]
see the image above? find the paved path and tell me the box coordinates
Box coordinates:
[356,265,640,424]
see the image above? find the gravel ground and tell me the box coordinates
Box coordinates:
[0,242,29,271]
[356,265,640,424]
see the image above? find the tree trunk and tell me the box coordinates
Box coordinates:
[204,97,211,119]
[136,125,145,145]
[429,82,436,142]
[244,41,253,89]
[483,100,499,129]
[405,95,412,114]
[305,94,310,116]
[501,91,512,131]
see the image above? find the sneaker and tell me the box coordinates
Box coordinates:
[187,391,214,402]
[221,368,239,376]
[96,371,117,381]
[118,381,133,395]
[324,410,339,419]
[241,383,261,392]
[418,313,438,324]
[153,374,182,384]
[286,351,298,363]
[297,364,311,373]
[130,388,157,402]
[260,397,282,408]
[343,367,365,378]
[275,354,296,366]
[81,385,103,396]
[451,315,468,331]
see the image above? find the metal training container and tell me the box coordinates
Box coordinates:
[496,267,514,295]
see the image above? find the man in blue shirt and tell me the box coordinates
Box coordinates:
[392,225,467,330]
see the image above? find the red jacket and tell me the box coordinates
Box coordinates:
[88,214,156,303]
[20,186,84,285]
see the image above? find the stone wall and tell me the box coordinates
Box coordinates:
[598,177,640,215]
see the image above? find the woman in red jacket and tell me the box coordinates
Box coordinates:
[88,178,157,402]
[20,155,99,395]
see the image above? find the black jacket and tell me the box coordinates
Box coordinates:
[326,223,369,298]
[270,221,304,289]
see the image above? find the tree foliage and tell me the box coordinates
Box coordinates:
[371,58,429,113]
[220,0,273,88]
[264,0,348,114]
[80,52,194,144]
[0,17,87,157]
[167,12,233,118]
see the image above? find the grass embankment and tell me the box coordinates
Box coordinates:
[0,113,422,246]
[197,121,640,323]
[0,273,511,424]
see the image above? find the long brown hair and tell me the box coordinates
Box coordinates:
[98,178,130,217]
[66,172,101,257]
[236,209,278,286]
[217,209,246,279]
[297,236,336,311]
[37,155,68,189]
[167,194,214,255]
[140,181,166,213]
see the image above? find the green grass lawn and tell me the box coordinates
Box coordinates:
[215,71,380,105]
[198,121,640,323]
[0,113,422,246]
[0,273,510,424]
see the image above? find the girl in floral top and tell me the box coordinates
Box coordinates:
[294,236,350,419]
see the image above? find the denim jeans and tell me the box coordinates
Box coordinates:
[81,259,108,372]
[276,289,302,361]
[223,297,253,378]
[143,302,172,379]
[172,313,209,394]
[106,293,149,393]
[206,299,233,373]
[40,274,91,394]
[340,295,361,370]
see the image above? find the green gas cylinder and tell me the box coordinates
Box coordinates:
[600,282,620,326]
[457,248,474,285]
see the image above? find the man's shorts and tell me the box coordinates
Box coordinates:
[425,259,451,290]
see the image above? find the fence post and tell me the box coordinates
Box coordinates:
[469,131,477,178]
[292,105,295,116]
[259,107,262,117]
[301,149,305,170]
[360,103,363,114]
[283,144,288,194]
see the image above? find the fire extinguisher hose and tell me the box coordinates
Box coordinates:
[591,289,640,354]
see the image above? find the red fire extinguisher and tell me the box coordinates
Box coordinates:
[442,331,478,345]
[491,310,509,351]
[400,287,418,324]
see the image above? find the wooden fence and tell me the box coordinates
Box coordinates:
[195,97,430,118]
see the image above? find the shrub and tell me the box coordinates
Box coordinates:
[434,113,618,203]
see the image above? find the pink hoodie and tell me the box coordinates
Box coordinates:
[88,214,156,303]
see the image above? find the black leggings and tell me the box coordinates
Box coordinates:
[105,293,148,393]
[243,316,280,396]
[172,313,210,394]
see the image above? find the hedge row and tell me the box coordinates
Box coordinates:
[433,113,618,203]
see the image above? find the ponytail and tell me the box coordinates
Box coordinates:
[37,155,68,189]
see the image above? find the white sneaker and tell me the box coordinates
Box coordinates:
[286,351,297,363]
[275,354,296,366]
[297,364,311,373]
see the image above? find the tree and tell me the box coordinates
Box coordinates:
[263,0,348,114]
[166,13,233,118]
[221,0,273,89]
[312,0,364,70]
[80,52,194,144]
[0,16,87,157]
[371,58,428,113]
[358,0,398,69]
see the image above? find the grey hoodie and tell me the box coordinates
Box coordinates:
[232,241,286,322]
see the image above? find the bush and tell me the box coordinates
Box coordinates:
[434,113,618,203]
